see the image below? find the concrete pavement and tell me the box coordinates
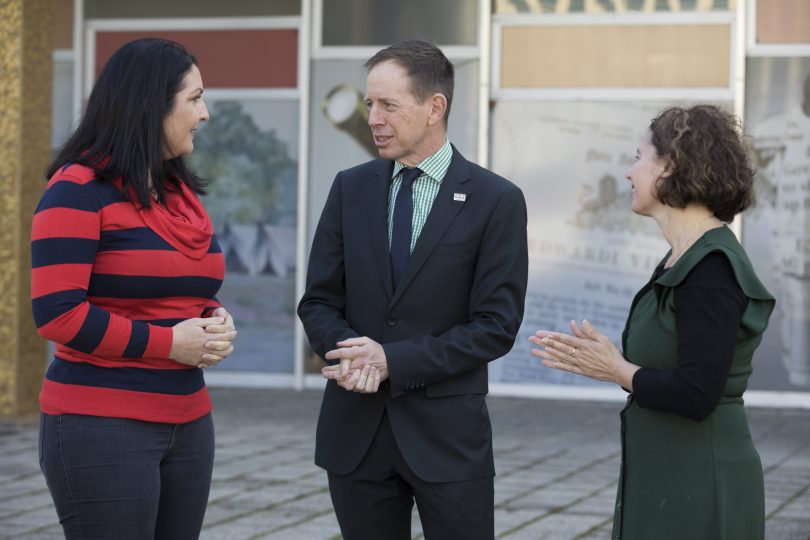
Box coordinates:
[1,388,809,539]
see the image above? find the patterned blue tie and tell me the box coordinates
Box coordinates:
[390,167,422,288]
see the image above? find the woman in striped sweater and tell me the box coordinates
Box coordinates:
[32,38,237,539]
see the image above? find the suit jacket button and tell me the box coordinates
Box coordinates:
[386,317,397,326]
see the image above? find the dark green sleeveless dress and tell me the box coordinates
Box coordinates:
[612,226,775,540]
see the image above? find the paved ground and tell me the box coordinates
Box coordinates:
[1,388,809,539]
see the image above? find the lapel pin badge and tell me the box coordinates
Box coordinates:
[453,193,467,202]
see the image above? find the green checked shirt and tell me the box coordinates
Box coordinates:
[387,139,453,253]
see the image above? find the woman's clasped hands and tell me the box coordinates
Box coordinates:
[170,307,238,369]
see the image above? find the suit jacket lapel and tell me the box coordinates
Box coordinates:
[367,161,395,298]
[390,150,471,307]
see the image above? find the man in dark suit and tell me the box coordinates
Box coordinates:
[298,40,528,540]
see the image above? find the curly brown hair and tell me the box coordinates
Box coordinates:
[649,105,756,222]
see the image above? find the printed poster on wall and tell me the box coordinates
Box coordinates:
[189,97,299,373]
[489,101,676,387]
[744,57,810,391]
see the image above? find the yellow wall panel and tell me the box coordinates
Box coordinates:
[501,24,730,88]
[494,0,736,14]
[757,0,810,44]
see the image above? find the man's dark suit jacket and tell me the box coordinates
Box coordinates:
[298,146,528,483]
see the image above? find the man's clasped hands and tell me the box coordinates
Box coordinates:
[321,337,388,394]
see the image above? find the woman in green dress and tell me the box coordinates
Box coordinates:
[530,105,775,540]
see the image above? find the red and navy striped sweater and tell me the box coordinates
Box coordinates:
[32,164,224,423]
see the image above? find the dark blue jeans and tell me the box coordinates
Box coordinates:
[39,413,214,540]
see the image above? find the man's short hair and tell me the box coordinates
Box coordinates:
[364,40,455,123]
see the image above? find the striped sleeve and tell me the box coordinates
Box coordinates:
[31,176,173,359]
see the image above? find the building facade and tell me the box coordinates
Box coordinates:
[8,0,808,414]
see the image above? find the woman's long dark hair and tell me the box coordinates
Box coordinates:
[46,38,207,207]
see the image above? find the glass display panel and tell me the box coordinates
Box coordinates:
[51,59,73,151]
[321,0,477,46]
[188,98,300,373]
[743,57,810,390]
[489,100,723,386]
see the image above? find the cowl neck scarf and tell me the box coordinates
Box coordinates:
[132,181,213,260]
